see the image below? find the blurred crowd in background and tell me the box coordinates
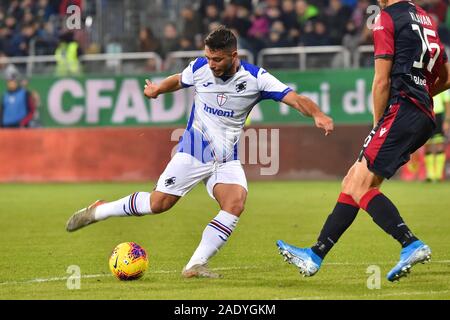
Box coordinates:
[0,1,84,57]
[1,0,450,60]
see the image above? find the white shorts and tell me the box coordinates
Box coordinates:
[155,152,248,199]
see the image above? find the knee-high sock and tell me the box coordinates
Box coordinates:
[94,192,152,220]
[311,193,360,259]
[185,210,239,269]
[360,189,418,248]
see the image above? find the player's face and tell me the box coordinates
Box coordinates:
[6,79,18,91]
[205,46,237,77]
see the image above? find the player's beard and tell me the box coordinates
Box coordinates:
[221,59,236,77]
[211,57,236,78]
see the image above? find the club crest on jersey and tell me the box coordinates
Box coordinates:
[217,93,228,106]
[164,177,176,187]
[236,81,247,93]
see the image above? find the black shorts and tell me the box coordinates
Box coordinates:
[358,98,435,179]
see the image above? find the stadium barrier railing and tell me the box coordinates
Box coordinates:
[353,45,374,68]
[257,46,352,70]
[0,52,164,77]
[14,45,450,76]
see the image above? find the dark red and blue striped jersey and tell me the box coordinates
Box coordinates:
[373,0,448,119]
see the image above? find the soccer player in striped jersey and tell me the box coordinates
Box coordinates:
[66,26,333,278]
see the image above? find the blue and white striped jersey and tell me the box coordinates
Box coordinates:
[178,57,292,163]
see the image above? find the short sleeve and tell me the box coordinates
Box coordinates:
[181,61,195,88]
[373,11,395,59]
[258,69,293,101]
[180,57,208,88]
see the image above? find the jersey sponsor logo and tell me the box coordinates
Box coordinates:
[203,82,213,87]
[216,93,228,106]
[236,81,247,93]
[379,127,388,137]
[412,75,426,86]
[373,26,384,31]
[204,104,235,118]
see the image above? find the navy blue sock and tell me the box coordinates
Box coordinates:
[311,193,359,259]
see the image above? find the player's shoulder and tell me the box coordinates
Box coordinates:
[240,60,269,79]
[376,0,412,28]
[384,1,434,26]
[190,57,208,74]
[384,0,413,16]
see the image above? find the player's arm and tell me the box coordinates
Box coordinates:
[143,73,183,99]
[371,9,394,126]
[431,62,450,97]
[372,58,392,126]
[282,91,334,136]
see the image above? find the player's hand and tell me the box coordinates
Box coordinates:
[314,113,334,136]
[144,79,159,99]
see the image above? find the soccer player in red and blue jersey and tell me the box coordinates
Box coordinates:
[277,0,450,281]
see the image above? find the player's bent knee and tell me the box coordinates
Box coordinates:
[150,193,179,213]
[344,182,366,204]
[153,199,176,213]
[150,201,163,214]
[349,190,365,204]
[341,175,352,193]
[222,201,245,216]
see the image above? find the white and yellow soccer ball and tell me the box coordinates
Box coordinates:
[109,242,149,280]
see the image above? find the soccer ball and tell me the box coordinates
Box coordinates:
[109,242,149,280]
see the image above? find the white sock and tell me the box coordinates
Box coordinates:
[185,210,239,269]
[94,192,152,221]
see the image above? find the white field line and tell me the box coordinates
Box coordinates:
[0,270,175,286]
[0,274,111,286]
[0,261,449,287]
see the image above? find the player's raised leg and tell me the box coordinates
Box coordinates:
[65,191,180,232]
[182,183,246,278]
[66,151,209,232]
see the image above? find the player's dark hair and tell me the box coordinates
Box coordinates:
[204,26,237,51]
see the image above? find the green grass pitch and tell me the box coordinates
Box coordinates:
[0,181,449,300]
